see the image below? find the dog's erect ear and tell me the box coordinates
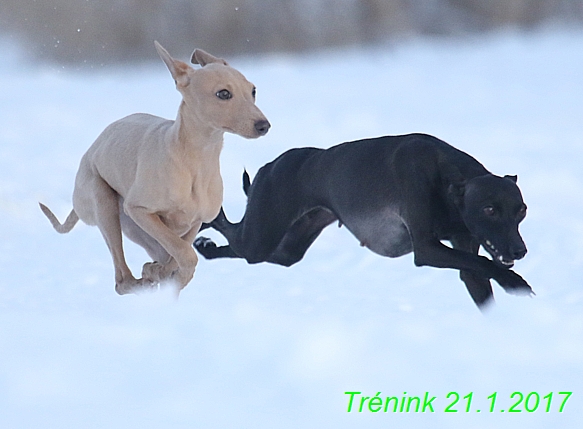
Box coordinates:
[155,41,192,87]
[504,174,518,183]
[191,49,229,67]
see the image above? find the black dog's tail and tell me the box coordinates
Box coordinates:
[242,169,251,196]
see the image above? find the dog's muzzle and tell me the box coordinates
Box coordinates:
[482,239,527,269]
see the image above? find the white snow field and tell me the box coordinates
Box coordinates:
[1,29,582,428]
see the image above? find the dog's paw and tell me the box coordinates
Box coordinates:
[194,237,218,258]
[494,270,534,296]
[194,236,216,249]
[115,283,133,295]
[142,261,163,283]
[142,261,177,283]
[115,277,155,295]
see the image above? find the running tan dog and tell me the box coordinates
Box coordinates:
[40,41,270,294]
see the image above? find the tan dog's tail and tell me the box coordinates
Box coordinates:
[39,203,79,234]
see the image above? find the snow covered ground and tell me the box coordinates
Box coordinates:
[1,29,582,428]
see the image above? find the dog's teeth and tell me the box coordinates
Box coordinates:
[485,240,496,251]
[497,255,514,266]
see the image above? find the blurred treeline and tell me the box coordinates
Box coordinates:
[1,0,582,67]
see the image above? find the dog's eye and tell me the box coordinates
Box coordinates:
[216,89,232,100]
[483,206,495,216]
[252,87,257,99]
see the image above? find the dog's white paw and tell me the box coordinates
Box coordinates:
[194,236,216,249]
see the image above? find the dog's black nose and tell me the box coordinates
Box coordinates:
[254,120,270,136]
[510,244,527,260]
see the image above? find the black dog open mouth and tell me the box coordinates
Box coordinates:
[482,239,515,268]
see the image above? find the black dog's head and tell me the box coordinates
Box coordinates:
[451,174,528,268]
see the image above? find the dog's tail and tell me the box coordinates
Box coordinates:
[39,203,79,234]
[242,169,251,196]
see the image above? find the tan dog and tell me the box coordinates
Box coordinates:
[40,41,270,294]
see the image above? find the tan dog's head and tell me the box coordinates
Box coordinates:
[154,41,270,139]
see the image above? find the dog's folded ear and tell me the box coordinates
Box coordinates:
[440,162,466,206]
[447,181,466,207]
[504,174,518,183]
[191,49,229,67]
[154,41,192,88]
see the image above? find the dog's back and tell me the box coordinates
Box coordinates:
[244,147,324,206]
[82,114,174,189]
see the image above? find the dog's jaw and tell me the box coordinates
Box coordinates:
[482,239,515,268]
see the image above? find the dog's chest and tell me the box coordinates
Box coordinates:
[160,196,221,236]
[191,169,223,218]
[156,169,223,234]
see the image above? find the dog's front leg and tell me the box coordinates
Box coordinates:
[194,207,244,260]
[450,235,494,308]
[143,223,202,292]
[125,206,198,289]
[412,235,532,295]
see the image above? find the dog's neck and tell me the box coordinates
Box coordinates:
[167,101,224,214]
[172,101,225,154]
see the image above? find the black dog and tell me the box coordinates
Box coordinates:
[195,133,532,307]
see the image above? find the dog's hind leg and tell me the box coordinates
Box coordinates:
[199,203,297,264]
[81,177,145,294]
[195,207,244,260]
[265,207,337,266]
[194,236,240,259]
[195,206,337,267]
[451,235,494,308]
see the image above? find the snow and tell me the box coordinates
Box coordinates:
[1,29,582,428]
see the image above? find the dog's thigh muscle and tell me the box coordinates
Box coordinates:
[267,207,337,266]
[211,204,298,264]
[78,173,136,287]
[72,157,100,225]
